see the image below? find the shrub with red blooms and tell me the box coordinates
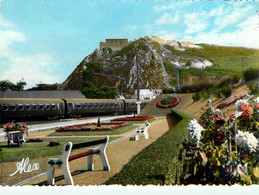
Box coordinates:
[48,141,59,147]
[229,114,235,122]
[112,116,153,121]
[240,104,253,121]
[214,133,226,146]
[214,115,226,126]
[156,96,180,108]
[256,104,259,110]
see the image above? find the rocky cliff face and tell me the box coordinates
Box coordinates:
[59,36,212,98]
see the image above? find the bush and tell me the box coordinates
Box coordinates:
[192,92,201,101]
[248,84,259,96]
[243,68,259,81]
[221,85,232,98]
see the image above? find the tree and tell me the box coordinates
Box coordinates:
[27,83,60,91]
[0,80,26,91]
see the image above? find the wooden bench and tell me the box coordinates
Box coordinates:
[135,121,150,141]
[7,131,26,147]
[47,135,110,185]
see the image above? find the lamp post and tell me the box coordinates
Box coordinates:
[136,52,141,115]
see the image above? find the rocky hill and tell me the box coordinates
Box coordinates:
[59,36,259,98]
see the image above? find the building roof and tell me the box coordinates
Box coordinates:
[0,91,85,99]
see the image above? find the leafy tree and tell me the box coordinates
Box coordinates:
[0,80,26,91]
[27,83,60,91]
[80,82,117,99]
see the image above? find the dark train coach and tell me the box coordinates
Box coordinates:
[0,98,150,123]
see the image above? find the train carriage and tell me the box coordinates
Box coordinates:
[0,98,65,122]
[64,99,125,117]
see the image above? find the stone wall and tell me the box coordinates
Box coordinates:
[100,39,129,50]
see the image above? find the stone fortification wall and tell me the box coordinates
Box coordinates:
[100,39,129,50]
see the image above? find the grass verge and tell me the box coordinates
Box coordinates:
[49,124,137,136]
[0,137,120,162]
[104,110,192,185]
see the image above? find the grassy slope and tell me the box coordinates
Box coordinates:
[164,44,259,78]
[105,110,192,185]
[0,137,120,162]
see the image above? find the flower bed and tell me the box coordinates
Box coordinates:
[156,96,180,108]
[55,121,129,132]
[112,116,154,121]
[216,91,249,109]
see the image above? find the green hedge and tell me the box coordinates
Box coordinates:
[105,110,192,185]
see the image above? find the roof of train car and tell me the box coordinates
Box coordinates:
[0,98,64,104]
[64,99,124,102]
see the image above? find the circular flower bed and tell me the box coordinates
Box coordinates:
[55,121,129,132]
[156,96,180,108]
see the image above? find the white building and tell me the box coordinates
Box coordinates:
[132,89,162,100]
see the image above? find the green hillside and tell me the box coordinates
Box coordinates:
[180,54,259,78]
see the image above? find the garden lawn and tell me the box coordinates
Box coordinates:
[0,137,120,162]
[105,110,192,185]
[49,124,137,136]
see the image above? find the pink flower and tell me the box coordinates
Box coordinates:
[229,114,235,122]
[240,104,253,121]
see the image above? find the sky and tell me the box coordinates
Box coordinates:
[0,0,258,89]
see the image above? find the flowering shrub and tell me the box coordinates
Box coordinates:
[156,96,180,108]
[235,130,258,153]
[3,122,29,136]
[184,97,259,185]
[186,119,204,145]
[48,141,60,147]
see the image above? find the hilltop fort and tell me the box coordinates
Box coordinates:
[100,38,129,50]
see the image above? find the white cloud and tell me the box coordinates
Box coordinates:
[0,11,61,88]
[214,5,253,30]
[153,2,188,13]
[184,15,259,49]
[154,12,179,26]
[1,54,61,88]
[184,12,208,34]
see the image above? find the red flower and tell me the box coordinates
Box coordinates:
[240,104,253,121]
[214,115,226,126]
[214,133,225,146]
[242,154,248,159]
[256,104,259,110]
[229,114,235,122]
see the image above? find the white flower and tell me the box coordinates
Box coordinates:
[214,109,223,116]
[187,119,204,145]
[235,99,248,112]
[235,130,258,153]
[253,97,259,105]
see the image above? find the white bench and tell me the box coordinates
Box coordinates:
[47,136,110,186]
[135,121,150,141]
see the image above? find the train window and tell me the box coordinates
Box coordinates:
[94,103,99,109]
[45,104,50,110]
[51,104,56,110]
[83,103,87,109]
[110,103,114,108]
[60,103,63,109]
[32,104,38,110]
[76,103,81,109]
[2,104,8,111]
[25,104,31,110]
[39,104,44,110]
[89,103,93,109]
[115,103,118,108]
[10,104,16,111]
[105,103,110,108]
[100,103,104,108]
[18,104,24,111]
